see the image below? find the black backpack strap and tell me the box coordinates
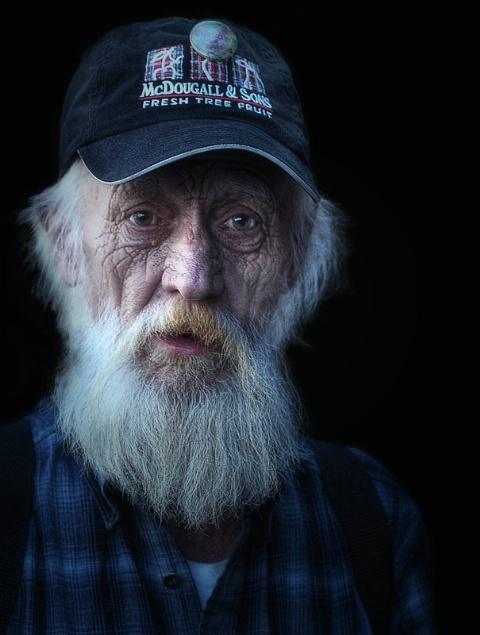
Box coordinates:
[0,419,35,634]
[314,441,394,635]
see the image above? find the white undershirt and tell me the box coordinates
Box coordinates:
[186,559,229,610]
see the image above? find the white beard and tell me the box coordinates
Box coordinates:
[53,301,306,529]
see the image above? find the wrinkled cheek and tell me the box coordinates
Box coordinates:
[255,283,285,321]
[82,258,125,321]
[237,261,288,325]
[100,246,159,321]
[261,258,292,315]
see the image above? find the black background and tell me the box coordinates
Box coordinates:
[3,5,454,631]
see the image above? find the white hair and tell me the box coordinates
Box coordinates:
[18,161,90,337]
[272,176,348,345]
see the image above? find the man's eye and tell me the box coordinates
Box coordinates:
[227,214,258,231]
[129,210,155,226]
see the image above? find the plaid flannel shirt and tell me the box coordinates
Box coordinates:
[7,400,436,634]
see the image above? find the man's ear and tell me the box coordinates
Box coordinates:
[37,204,80,287]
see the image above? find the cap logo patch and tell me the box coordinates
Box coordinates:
[145,45,184,81]
[140,21,272,118]
[232,58,265,94]
[190,49,229,83]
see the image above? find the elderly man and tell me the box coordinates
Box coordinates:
[1,16,435,634]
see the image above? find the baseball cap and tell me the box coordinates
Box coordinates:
[59,16,320,201]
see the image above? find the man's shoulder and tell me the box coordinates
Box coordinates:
[300,437,398,483]
[298,437,429,542]
[298,437,421,518]
[11,399,62,452]
[1,400,57,456]
[3,400,85,490]
[7,400,119,527]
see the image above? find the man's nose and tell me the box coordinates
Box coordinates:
[161,223,224,301]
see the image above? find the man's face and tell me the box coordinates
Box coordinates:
[78,153,291,338]
[54,155,303,525]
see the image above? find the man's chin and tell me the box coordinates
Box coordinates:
[139,348,233,390]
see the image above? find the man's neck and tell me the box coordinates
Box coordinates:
[165,517,245,563]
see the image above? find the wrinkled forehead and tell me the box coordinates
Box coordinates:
[86,150,298,215]
[122,150,288,190]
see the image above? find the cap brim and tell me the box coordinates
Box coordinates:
[77,119,320,202]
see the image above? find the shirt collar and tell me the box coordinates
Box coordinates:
[82,469,124,530]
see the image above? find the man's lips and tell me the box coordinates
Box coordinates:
[158,334,214,356]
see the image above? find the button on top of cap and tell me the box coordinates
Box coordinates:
[190,20,238,61]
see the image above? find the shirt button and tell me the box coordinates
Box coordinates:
[163,572,181,588]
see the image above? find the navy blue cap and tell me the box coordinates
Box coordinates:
[59,17,320,201]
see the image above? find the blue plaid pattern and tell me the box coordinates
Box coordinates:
[7,400,436,634]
